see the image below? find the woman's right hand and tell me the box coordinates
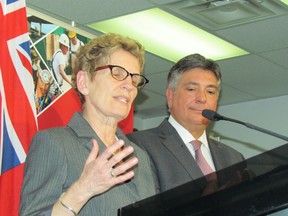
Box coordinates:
[52,139,138,215]
[76,138,138,198]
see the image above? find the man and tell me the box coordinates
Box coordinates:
[68,30,84,54]
[68,30,84,71]
[127,54,245,193]
[51,33,73,92]
[34,68,54,113]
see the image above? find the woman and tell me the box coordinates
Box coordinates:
[20,33,156,216]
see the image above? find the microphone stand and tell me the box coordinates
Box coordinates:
[219,115,288,142]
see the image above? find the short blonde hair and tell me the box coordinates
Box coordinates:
[71,33,145,103]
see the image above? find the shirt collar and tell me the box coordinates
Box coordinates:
[168,115,208,147]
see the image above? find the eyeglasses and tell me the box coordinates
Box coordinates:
[94,65,149,88]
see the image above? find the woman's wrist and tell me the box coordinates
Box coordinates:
[59,193,78,216]
[57,183,89,215]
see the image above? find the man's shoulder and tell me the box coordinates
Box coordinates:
[129,118,174,139]
[130,118,168,133]
[53,49,63,58]
[127,127,159,139]
[209,137,244,159]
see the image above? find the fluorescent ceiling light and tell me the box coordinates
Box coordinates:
[88,8,248,62]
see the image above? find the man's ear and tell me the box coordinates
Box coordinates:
[166,88,173,109]
[77,70,89,95]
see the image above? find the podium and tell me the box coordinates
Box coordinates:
[118,144,288,216]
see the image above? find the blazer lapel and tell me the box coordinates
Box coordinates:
[209,138,228,171]
[158,120,204,180]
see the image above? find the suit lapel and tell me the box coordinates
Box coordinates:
[209,138,228,171]
[68,112,108,153]
[158,120,204,180]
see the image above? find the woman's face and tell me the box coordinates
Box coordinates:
[85,49,140,122]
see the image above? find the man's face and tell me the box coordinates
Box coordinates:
[71,36,77,45]
[62,45,69,55]
[167,68,219,130]
[37,79,50,95]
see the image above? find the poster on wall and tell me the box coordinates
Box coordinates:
[28,15,89,114]
[27,14,134,133]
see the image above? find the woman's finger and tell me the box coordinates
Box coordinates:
[110,156,138,178]
[98,139,126,162]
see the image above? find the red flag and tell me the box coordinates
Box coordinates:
[0,1,38,215]
[118,104,134,134]
[38,88,82,130]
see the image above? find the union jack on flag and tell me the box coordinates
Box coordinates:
[0,0,37,215]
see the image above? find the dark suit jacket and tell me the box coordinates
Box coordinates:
[127,118,246,193]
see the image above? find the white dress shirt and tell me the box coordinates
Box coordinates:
[168,115,216,171]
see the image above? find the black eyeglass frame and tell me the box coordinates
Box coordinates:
[94,65,149,88]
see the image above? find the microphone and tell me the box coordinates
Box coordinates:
[202,109,288,141]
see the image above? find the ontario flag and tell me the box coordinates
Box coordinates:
[0,1,135,215]
[0,0,38,215]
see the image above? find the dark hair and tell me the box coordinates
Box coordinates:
[167,53,222,91]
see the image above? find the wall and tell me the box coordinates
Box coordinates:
[134,95,288,159]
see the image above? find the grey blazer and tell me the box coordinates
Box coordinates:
[20,112,156,216]
[127,118,245,193]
